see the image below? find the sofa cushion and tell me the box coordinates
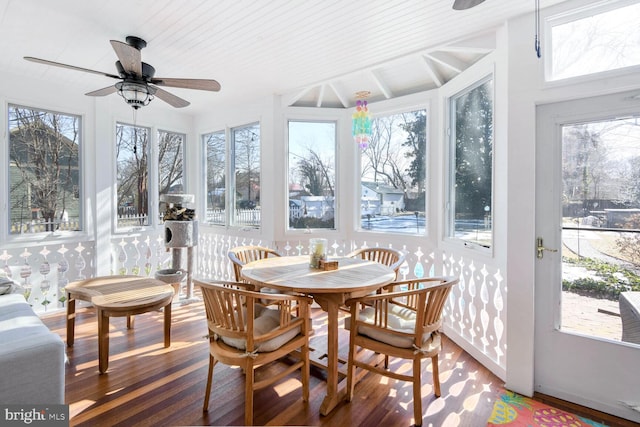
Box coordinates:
[0,277,22,295]
[0,293,65,404]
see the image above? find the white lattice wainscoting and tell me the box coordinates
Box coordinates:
[0,230,507,379]
[1,241,96,314]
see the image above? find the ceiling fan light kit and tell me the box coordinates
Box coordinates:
[24,35,220,110]
[116,80,156,109]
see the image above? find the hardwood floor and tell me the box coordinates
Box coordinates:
[41,295,503,426]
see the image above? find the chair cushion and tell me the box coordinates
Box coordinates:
[221,307,301,353]
[346,303,439,350]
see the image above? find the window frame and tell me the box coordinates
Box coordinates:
[157,128,186,201]
[356,106,429,236]
[543,0,640,85]
[114,121,153,232]
[6,103,84,240]
[202,129,227,227]
[201,122,262,230]
[444,72,495,253]
[286,118,338,232]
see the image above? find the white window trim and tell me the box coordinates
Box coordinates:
[441,59,496,254]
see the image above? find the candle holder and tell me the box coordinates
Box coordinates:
[309,238,327,268]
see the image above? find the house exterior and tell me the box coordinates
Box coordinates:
[361,182,405,216]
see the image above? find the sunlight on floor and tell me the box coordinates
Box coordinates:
[273,378,303,397]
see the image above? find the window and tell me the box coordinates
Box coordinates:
[116,123,150,228]
[548,1,640,81]
[203,130,226,226]
[448,77,493,248]
[360,110,426,234]
[232,123,261,228]
[158,129,185,213]
[288,121,336,230]
[8,105,81,234]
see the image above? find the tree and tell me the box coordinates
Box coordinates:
[234,126,260,206]
[205,131,226,211]
[158,131,184,195]
[116,124,149,224]
[9,106,79,232]
[454,80,493,219]
[400,110,427,192]
[363,115,411,190]
[296,149,334,197]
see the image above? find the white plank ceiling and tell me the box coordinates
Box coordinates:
[0,0,566,114]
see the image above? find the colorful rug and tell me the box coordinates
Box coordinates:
[487,391,607,426]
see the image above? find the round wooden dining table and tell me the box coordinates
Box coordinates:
[240,255,396,415]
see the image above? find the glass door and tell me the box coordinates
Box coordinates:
[535,90,640,423]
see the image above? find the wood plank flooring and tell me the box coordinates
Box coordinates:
[38,294,626,426]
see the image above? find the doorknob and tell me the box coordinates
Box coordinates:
[536,237,558,259]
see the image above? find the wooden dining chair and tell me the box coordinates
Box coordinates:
[195,279,312,426]
[344,276,458,427]
[228,245,281,283]
[346,247,405,279]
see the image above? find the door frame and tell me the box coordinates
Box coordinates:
[534,91,640,423]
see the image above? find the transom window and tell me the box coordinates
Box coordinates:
[547,1,640,81]
[8,104,82,235]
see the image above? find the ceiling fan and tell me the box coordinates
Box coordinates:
[453,0,486,10]
[24,36,221,109]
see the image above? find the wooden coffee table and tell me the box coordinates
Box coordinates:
[66,275,175,374]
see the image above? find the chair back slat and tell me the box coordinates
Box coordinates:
[195,279,311,352]
[228,246,281,281]
[347,247,405,277]
[347,276,458,341]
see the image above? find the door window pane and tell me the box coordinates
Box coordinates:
[449,77,493,248]
[288,121,336,230]
[360,110,426,233]
[116,123,150,228]
[204,130,226,226]
[233,123,260,228]
[561,116,640,344]
[8,105,81,234]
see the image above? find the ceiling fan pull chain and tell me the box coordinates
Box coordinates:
[534,0,542,58]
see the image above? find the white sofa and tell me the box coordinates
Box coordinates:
[0,283,65,404]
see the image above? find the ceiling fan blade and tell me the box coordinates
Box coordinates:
[110,40,142,76]
[150,77,221,92]
[24,56,120,79]
[452,0,486,10]
[152,86,190,108]
[85,85,117,97]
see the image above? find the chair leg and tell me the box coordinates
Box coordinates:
[302,343,310,402]
[203,355,215,411]
[346,335,357,401]
[413,357,423,427]
[431,354,441,397]
[245,365,255,426]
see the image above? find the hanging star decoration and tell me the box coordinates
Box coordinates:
[352,91,372,149]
